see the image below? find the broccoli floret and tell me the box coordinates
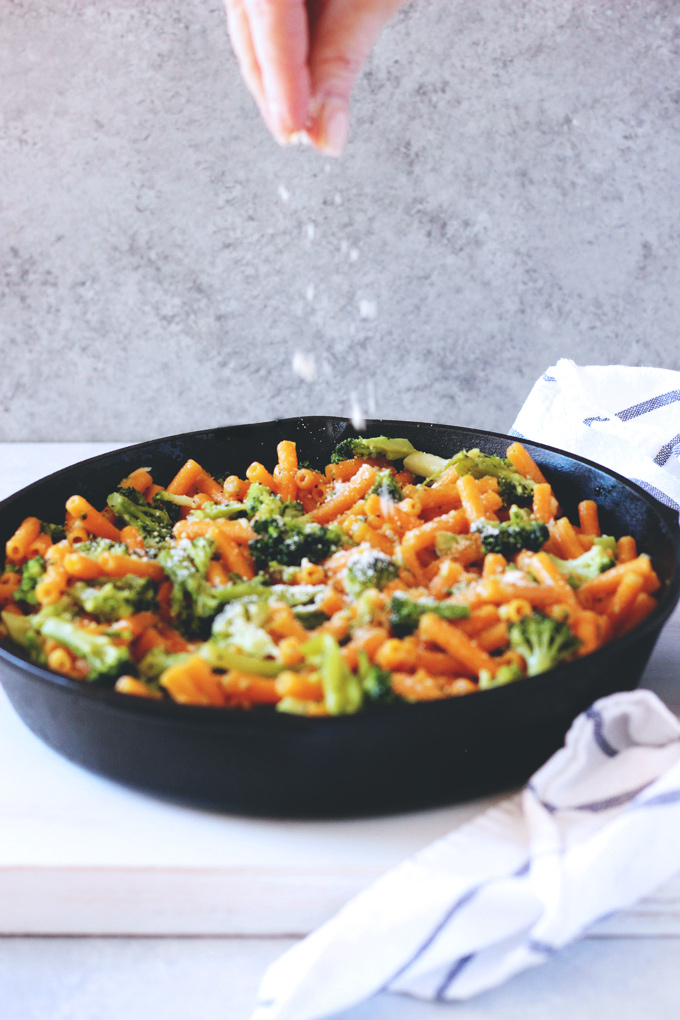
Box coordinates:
[548,544,616,589]
[37,616,131,681]
[150,491,189,519]
[70,576,157,621]
[301,633,363,715]
[388,591,471,637]
[478,661,526,690]
[508,612,581,677]
[211,601,279,659]
[244,483,303,520]
[40,521,66,543]
[107,490,175,545]
[344,549,399,597]
[1,609,47,665]
[471,506,549,558]
[451,449,536,506]
[369,469,403,502]
[157,537,218,636]
[77,537,129,559]
[249,516,345,570]
[330,436,417,464]
[267,583,331,630]
[12,555,46,607]
[357,651,401,705]
[155,544,266,636]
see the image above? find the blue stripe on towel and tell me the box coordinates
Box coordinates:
[585,706,619,758]
[629,478,680,511]
[435,954,475,1001]
[571,785,651,812]
[527,939,557,956]
[633,788,680,809]
[616,390,680,422]
[384,860,531,993]
[529,782,651,814]
[654,433,680,467]
[583,416,611,428]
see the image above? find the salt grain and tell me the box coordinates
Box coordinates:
[305,284,315,302]
[350,392,366,431]
[306,223,315,241]
[292,351,317,383]
[358,299,377,320]
[349,248,359,263]
[277,184,290,203]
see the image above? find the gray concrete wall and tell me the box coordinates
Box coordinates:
[2,0,679,442]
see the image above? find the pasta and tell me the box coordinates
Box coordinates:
[0,436,662,716]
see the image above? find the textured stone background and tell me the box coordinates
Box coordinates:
[2,0,679,441]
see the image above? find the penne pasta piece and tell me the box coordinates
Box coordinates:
[5,517,42,564]
[65,496,122,542]
[309,464,377,524]
[166,459,204,496]
[506,442,548,484]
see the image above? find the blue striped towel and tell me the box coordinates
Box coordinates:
[511,360,680,513]
[252,363,680,1020]
[253,694,680,1020]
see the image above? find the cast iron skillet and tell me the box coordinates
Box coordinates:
[0,417,679,818]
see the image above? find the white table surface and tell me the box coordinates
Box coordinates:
[1,443,680,1020]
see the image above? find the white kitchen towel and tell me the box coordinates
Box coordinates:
[510,359,680,512]
[252,362,680,1020]
[253,693,680,1020]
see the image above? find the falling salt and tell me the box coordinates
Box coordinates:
[292,351,317,383]
[358,299,377,320]
[306,223,315,241]
[305,284,315,302]
[277,184,290,203]
[349,248,359,263]
[340,240,349,254]
[334,193,342,206]
[350,393,366,431]
[367,381,377,414]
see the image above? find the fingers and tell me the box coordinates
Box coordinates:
[306,0,406,156]
[225,0,311,142]
[225,0,406,154]
[224,0,268,123]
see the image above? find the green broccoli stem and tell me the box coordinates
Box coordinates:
[2,610,34,648]
[38,617,131,680]
[200,643,288,676]
[302,633,363,715]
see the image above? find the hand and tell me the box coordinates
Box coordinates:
[224,0,406,156]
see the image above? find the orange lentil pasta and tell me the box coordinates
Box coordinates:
[0,435,663,714]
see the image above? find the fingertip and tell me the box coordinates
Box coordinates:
[307,97,350,157]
